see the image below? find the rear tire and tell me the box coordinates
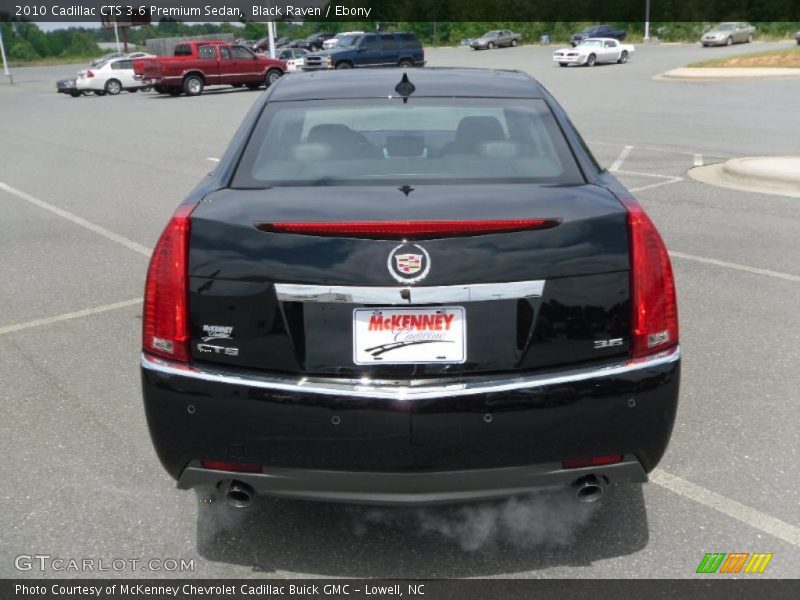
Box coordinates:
[104,79,122,95]
[726,36,733,46]
[93,90,106,96]
[511,39,518,47]
[488,42,495,49]
[265,68,282,86]
[618,50,629,64]
[183,74,204,96]
[398,59,413,68]
[586,53,596,67]
[69,91,81,97]
[747,34,754,43]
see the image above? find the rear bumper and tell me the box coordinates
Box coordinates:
[179,458,647,506]
[141,346,679,502]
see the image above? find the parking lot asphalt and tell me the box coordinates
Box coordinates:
[1,41,799,579]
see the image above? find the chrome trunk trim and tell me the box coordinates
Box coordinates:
[141,345,680,401]
[273,280,546,305]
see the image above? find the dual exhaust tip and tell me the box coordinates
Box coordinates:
[218,479,256,508]
[573,474,606,503]
[217,475,606,508]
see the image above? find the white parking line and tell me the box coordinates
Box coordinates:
[629,177,684,193]
[670,251,800,283]
[609,145,634,172]
[590,140,736,160]
[694,153,704,167]
[206,157,220,162]
[651,469,800,547]
[614,169,677,180]
[0,299,143,337]
[0,182,151,258]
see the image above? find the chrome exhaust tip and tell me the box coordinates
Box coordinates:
[573,475,605,503]
[221,480,255,508]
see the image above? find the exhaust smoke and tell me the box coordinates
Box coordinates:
[350,488,598,552]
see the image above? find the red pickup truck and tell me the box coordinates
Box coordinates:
[133,41,286,96]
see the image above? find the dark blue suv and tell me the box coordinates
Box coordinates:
[302,32,425,70]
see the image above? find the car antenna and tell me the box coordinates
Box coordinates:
[394,73,415,103]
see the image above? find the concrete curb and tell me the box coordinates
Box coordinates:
[689,157,800,199]
[658,67,800,81]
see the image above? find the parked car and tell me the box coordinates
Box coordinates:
[570,24,627,47]
[276,48,309,72]
[55,78,86,98]
[141,67,680,507]
[553,38,635,67]
[796,30,800,45]
[322,31,365,50]
[76,58,150,95]
[470,30,522,50]
[90,52,125,67]
[284,39,304,49]
[303,32,424,70]
[253,36,291,53]
[701,22,756,46]
[132,41,285,96]
[126,52,155,60]
[296,32,336,52]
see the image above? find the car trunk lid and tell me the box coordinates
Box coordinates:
[187,184,631,377]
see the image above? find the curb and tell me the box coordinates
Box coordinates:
[658,67,800,81]
[689,157,800,199]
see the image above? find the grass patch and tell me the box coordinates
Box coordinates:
[687,45,800,68]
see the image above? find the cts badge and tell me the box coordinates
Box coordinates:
[387,244,430,283]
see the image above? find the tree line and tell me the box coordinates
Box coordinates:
[1,16,798,62]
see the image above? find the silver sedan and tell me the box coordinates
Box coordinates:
[701,22,756,47]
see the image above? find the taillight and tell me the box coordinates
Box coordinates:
[258,219,561,239]
[86,70,94,78]
[620,197,679,358]
[142,204,194,362]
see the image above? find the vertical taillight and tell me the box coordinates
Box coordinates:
[620,197,679,358]
[142,204,194,362]
[86,70,94,78]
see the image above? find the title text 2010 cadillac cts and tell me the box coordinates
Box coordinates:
[141,68,680,507]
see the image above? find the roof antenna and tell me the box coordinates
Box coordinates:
[394,73,415,104]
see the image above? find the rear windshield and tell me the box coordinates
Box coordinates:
[233,98,584,188]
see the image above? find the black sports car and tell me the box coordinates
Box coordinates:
[141,68,680,507]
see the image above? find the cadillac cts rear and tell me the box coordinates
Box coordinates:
[141,69,680,507]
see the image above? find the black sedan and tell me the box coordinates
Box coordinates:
[141,68,680,507]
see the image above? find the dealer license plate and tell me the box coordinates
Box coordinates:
[353,307,466,365]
